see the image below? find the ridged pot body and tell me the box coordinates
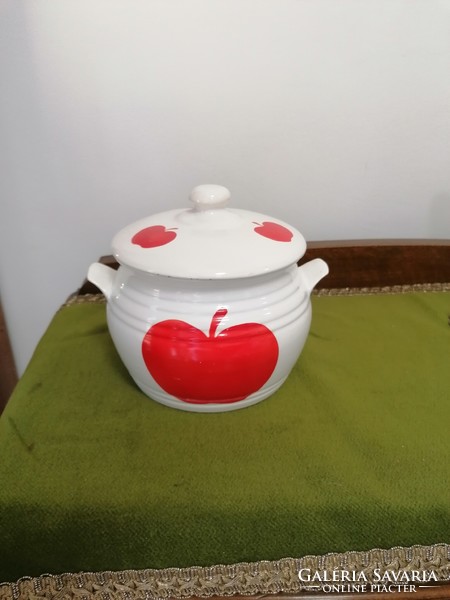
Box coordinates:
[106,264,312,412]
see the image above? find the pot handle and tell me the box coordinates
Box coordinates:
[87,262,116,300]
[297,258,329,295]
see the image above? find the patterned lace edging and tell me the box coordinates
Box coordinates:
[314,282,450,296]
[1,543,450,600]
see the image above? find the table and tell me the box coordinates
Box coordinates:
[1,241,449,600]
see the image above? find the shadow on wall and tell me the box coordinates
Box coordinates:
[430,194,450,238]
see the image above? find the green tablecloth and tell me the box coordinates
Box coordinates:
[0,288,449,583]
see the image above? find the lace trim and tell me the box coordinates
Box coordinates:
[65,293,107,306]
[314,282,450,296]
[1,543,450,599]
[65,282,450,307]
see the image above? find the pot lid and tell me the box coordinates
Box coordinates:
[112,185,306,279]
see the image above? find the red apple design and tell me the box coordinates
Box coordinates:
[253,221,293,242]
[132,225,177,248]
[142,308,279,404]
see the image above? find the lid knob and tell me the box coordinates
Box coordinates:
[189,184,231,211]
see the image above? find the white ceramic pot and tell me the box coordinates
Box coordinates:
[87,185,328,412]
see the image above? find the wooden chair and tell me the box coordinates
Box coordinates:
[0,299,17,413]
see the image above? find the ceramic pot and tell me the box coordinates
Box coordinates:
[87,185,328,412]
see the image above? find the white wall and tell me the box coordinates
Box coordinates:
[1,0,449,376]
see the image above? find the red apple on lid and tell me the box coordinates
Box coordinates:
[142,308,279,404]
[253,221,293,242]
[132,225,177,248]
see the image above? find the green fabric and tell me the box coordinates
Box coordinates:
[0,291,449,582]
